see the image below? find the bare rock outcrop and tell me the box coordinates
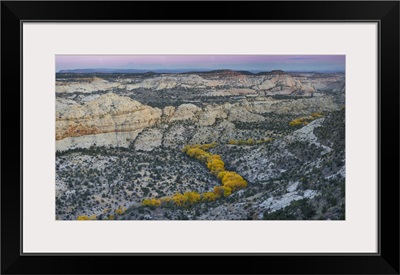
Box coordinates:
[134,128,163,151]
[56,72,344,99]
[56,77,121,93]
[56,130,142,151]
[222,103,265,123]
[56,93,162,150]
[198,106,228,126]
[169,104,202,122]
[55,89,339,152]
[162,106,175,118]
[127,74,220,91]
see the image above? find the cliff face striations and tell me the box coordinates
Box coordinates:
[56,93,162,150]
[56,92,339,151]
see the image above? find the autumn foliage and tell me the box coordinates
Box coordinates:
[142,198,162,207]
[77,214,96,220]
[170,191,201,207]
[183,143,247,198]
[142,142,248,208]
[202,192,217,202]
[218,171,248,191]
[289,112,324,126]
[206,154,225,175]
[115,206,126,215]
[213,186,232,197]
[184,191,201,205]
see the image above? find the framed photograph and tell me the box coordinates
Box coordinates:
[2,1,399,274]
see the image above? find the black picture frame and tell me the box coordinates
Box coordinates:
[1,1,399,274]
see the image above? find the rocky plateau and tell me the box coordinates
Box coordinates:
[55,70,345,221]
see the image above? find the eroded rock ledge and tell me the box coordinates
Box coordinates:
[56,92,338,151]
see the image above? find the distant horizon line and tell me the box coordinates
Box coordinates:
[57,68,345,74]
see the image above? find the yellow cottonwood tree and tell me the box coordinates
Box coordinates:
[77,215,91,220]
[213,186,232,197]
[172,193,189,207]
[142,198,161,207]
[202,192,217,202]
[77,214,96,220]
[115,206,126,215]
[184,191,201,205]
[206,155,225,175]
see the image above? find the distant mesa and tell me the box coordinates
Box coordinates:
[270,70,285,74]
[196,69,253,76]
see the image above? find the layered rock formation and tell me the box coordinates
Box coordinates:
[56,77,121,93]
[126,74,221,90]
[56,130,142,151]
[169,104,202,122]
[56,71,344,97]
[56,92,340,151]
[56,93,162,150]
[125,73,318,96]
